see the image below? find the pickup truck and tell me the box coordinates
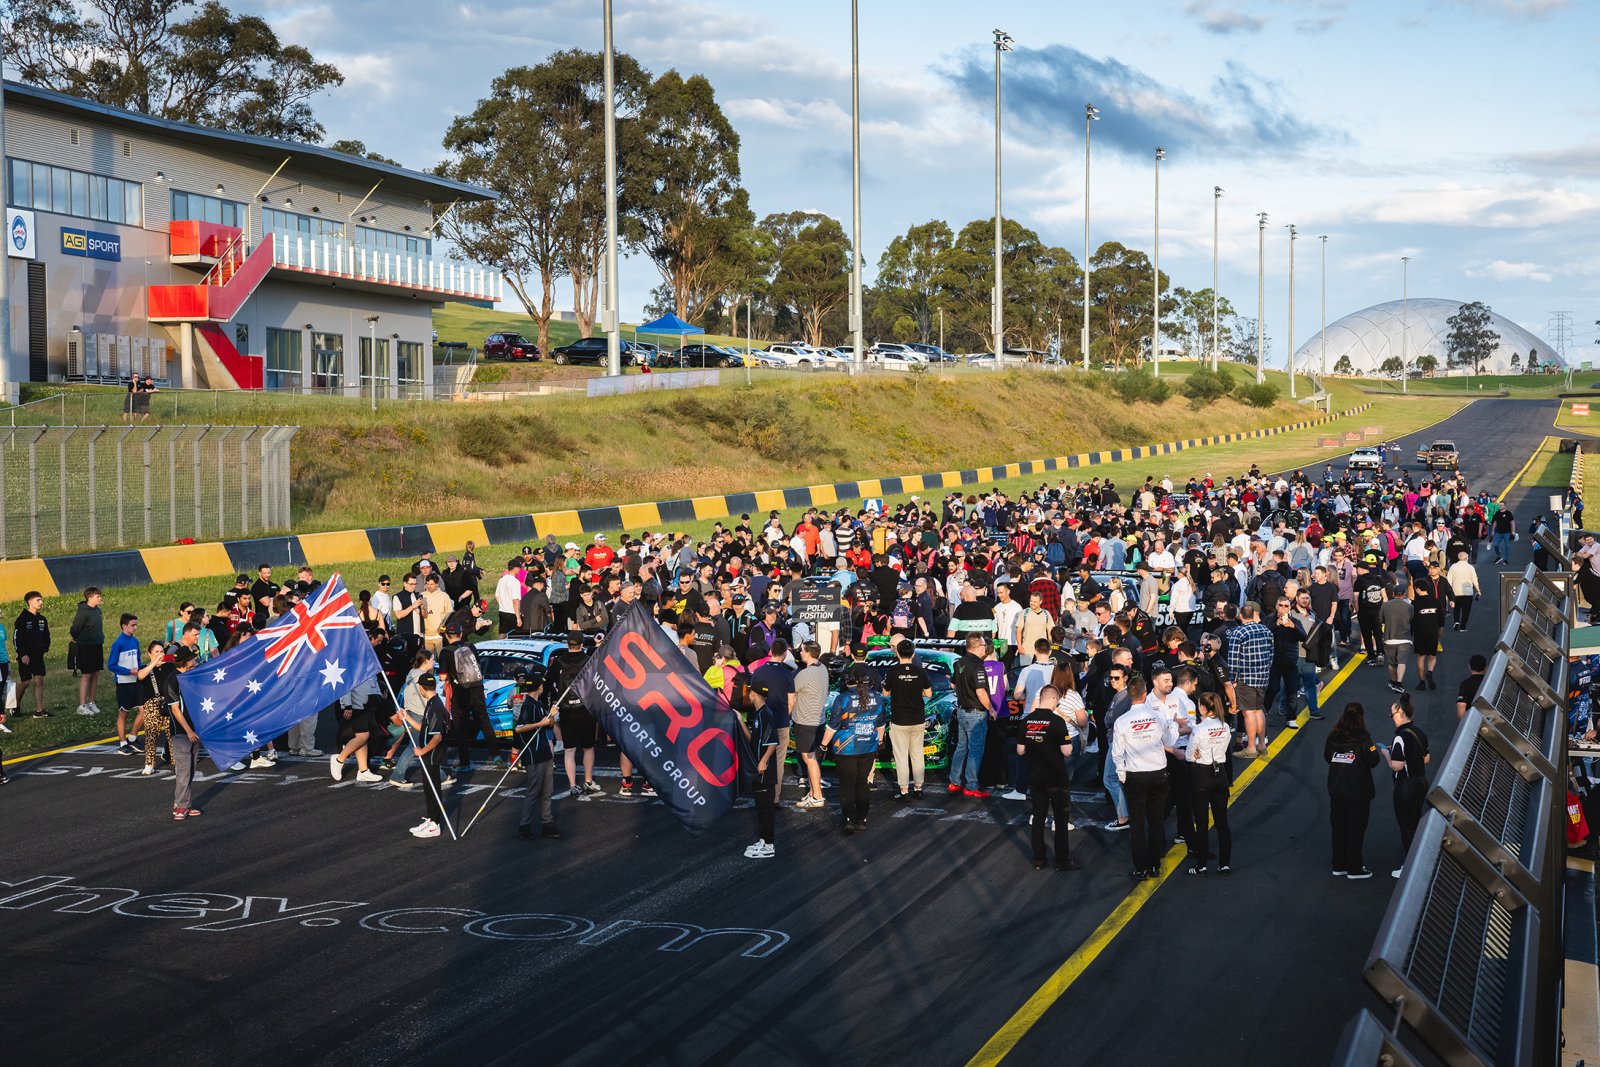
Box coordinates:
[1346,447,1384,473]
[1416,440,1459,471]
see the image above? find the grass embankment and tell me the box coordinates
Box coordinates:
[1520,436,1575,490]
[0,389,1466,760]
[18,370,1317,534]
[433,302,752,353]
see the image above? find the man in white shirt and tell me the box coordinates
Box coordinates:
[1146,665,1196,847]
[494,559,523,635]
[992,582,1024,662]
[370,575,395,629]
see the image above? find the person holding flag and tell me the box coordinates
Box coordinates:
[411,672,449,839]
[513,672,560,840]
[162,646,201,821]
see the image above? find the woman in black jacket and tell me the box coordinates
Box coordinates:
[1324,701,1382,880]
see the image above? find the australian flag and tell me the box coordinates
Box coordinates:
[178,574,380,772]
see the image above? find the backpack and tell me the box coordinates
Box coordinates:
[891,598,913,631]
[1045,540,1067,568]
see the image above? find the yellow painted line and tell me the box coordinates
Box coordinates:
[1497,434,1551,504]
[2,735,119,767]
[965,654,1364,1067]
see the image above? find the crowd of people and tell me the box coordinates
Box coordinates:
[3,457,1514,874]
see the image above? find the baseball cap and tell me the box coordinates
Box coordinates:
[417,673,437,689]
[521,545,534,554]
[444,621,463,634]
[595,533,607,542]
[564,541,578,550]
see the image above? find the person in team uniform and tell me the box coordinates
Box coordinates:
[1385,695,1430,879]
[1324,701,1381,880]
[1017,685,1083,872]
[1409,561,1450,691]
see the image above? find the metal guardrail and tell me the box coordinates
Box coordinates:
[1334,562,1570,1067]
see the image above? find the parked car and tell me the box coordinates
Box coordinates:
[483,332,541,361]
[631,341,661,366]
[874,350,921,371]
[676,343,745,368]
[765,343,825,366]
[869,342,923,363]
[549,337,637,366]
[906,342,957,362]
[744,349,788,368]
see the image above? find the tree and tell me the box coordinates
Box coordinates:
[438,54,650,350]
[761,212,850,347]
[1087,242,1171,368]
[1379,356,1404,377]
[1444,300,1497,372]
[938,218,1078,355]
[627,70,757,322]
[326,139,401,167]
[874,221,955,343]
[3,0,343,142]
[1222,315,1267,365]
[1510,352,1521,370]
[1416,353,1438,376]
[1169,287,1238,361]
[1333,354,1355,376]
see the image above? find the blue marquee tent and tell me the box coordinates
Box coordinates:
[633,313,704,368]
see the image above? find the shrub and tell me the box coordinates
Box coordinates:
[456,414,509,463]
[1109,371,1171,404]
[1238,382,1279,408]
[1180,366,1234,401]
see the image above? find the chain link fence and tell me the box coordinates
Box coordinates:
[0,423,296,559]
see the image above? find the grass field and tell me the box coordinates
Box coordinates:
[1356,372,1571,399]
[1520,435,1576,490]
[0,388,1467,759]
[1553,403,1600,432]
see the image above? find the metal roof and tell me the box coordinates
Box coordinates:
[3,79,496,205]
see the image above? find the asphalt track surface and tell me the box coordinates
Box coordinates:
[0,398,1558,1067]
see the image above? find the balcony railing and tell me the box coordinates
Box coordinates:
[266,231,503,303]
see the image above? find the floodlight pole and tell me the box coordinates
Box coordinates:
[1256,212,1268,384]
[1152,146,1164,377]
[1286,223,1297,398]
[851,0,865,373]
[1319,235,1328,375]
[602,0,621,377]
[1082,103,1099,369]
[993,30,1012,363]
[1402,256,1410,395]
[1211,186,1222,371]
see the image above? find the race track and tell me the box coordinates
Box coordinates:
[0,398,1558,1067]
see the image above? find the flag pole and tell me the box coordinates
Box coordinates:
[458,675,583,840]
[375,667,459,842]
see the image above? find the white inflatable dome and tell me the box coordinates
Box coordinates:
[1291,298,1562,376]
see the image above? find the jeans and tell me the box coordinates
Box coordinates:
[1294,659,1320,719]
[949,708,988,790]
[889,723,926,791]
[1030,786,1072,863]
[1102,750,1128,819]
[391,730,416,781]
[835,753,873,825]
[1123,769,1170,871]
[171,727,197,811]
[518,758,554,829]
[1492,532,1511,561]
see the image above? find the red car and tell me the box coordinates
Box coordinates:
[483,332,541,361]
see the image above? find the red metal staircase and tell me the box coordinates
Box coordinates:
[148,221,273,389]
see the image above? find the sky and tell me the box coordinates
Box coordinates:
[258,0,1600,364]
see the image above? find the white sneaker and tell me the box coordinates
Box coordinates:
[1391,867,1404,879]
[249,756,274,769]
[743,840,766,857]
[141,764,154,776]
[228,761,247,771]
[356,770,382,783]
[76,704,95,716]
[795,796,823,809]
[329,755,344,781]
[1002,790,1027,801]
[745,841,774,859]
[0,721,11,734]
[439,775,457,788]
[304,748,323,757]
[413,822,441,839]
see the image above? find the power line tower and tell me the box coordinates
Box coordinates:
[1548,311,1572,388]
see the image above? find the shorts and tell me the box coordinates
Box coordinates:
[1412,628,1441,656]
[116,682,146,712]
[560,705,598,749]
[1234,682,1264,712]
[792,723,823,756]
[76,644,103,673]
[17,657,45,681]
[1385,640,1413,659]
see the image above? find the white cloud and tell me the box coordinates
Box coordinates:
[1467,260,1553,283]
[325,53,398,97]
[1185,1,1268,34]
[1350,183,1600,228]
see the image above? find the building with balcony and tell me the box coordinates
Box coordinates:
[0,80,501,399]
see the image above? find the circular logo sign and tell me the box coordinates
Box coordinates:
[10,214,28,251]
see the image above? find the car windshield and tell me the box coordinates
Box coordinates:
[476,649,549,681]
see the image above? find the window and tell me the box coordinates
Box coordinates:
[358,335,389,396]
[396,341,425,398]
[309,332,343,392]
[170,190,243,229]
[355,225,430,256]
[5,158,143,225]
[262,206,341,239]
[265,327,301,392]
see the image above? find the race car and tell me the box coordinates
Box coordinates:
[789,645,959,772]
[472,637,573,739]
[1346,447,1384,473]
